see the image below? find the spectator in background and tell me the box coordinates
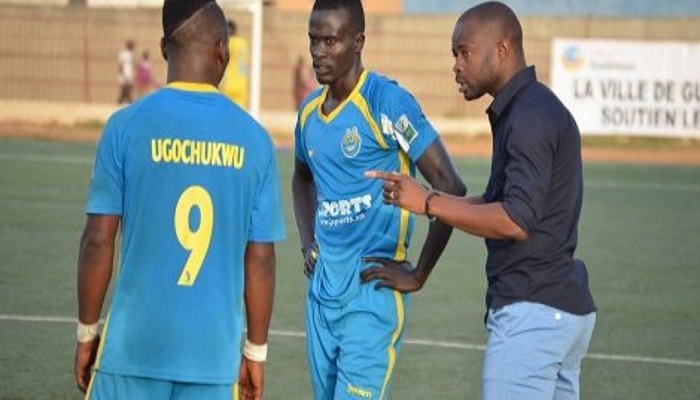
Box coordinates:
[292,55,317,109]
[135,50,158,98]
[117,39,135,104]
[220,18,250,109]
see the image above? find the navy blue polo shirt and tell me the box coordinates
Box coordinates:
[482,66,596,315]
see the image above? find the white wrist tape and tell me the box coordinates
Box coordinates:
[243,339,268,362]
[76,322,99,343]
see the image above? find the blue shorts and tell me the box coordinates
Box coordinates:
[483,301,596,400]
[86,370,237,400]
[305,281,410,400]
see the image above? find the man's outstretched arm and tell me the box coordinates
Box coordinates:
[362,139,467,292]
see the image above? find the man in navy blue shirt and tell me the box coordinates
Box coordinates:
[366,2,596,399]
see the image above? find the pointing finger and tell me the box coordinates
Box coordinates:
[365,170,402,182]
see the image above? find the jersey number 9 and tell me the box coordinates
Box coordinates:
[174,186,213,286]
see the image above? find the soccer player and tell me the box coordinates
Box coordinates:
[73,1,285,399]
[292,1,466,398]
[220,18,250,109]
[367,2,597,399]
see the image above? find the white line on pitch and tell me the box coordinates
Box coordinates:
[2,314,698,368]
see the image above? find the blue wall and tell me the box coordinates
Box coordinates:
[403,0,700,17]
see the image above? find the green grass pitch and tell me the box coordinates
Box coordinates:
[1,137,699,399]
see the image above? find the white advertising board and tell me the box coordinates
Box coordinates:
[551,38,700,137]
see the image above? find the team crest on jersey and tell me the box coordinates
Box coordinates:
[394,114,418,152]
[341,127,362,158]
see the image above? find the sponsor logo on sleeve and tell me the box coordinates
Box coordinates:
[394,114,418,152]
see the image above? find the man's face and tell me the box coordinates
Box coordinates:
[308,8,362,85]
[451,17,499,101]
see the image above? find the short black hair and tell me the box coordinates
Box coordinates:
[312,0,365,34]
[162,0,215,40]
[461,1,523,49]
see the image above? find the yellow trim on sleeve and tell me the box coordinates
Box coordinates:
[300,94,324,131]
[379,291,405,400]
[393,152,411,261]
[352,93,388,150]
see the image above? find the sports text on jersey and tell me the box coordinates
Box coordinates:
[151,138,245,169]
[318,194,372,228]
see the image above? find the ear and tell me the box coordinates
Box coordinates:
[216,38,230,68]
[354,32,365,54]
[160,37,168,61]
[497,38,509,60]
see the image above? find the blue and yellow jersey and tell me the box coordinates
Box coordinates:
[294,70,438,306]
[85,82,285,383]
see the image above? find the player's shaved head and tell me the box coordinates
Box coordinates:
[459,1,523,57]
[160,0,230,86]
[312,0,365,35]
[162,0,228,47]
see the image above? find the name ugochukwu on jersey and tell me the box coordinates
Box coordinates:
[85,82,285,384]
[294,70,438,306]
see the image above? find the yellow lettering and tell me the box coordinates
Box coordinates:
[235,147,245,169]
[151,139,163,162]
[222,145,234,167]
[223,145,245,169]
[347,384,372,399]
[172,139,183,163]
[162,139,173,162]
[182,140,192,164]
[150,138,246,169]
[201,142,212,165]
[211,143,222,166]
[192,141,201,164]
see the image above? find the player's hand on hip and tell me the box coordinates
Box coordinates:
[361,257,423,293]
[303,241,319,278]
[365,170,429,214]
[74,335,100,393]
